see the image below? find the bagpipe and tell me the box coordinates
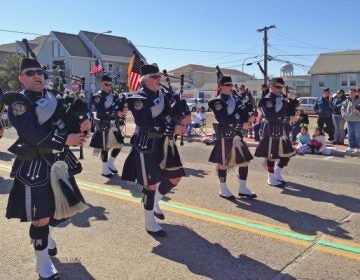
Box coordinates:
[161,69,191,145]
[256,62,299,116]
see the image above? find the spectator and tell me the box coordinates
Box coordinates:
[331,89,346,145]
[186,106,206,137]
[290,109,309,144]
[341,88,360,152]
[314,88,334,141]
[295,125,311,154]
[309,127,334,155]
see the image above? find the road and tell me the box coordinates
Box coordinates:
[0,129,359,280]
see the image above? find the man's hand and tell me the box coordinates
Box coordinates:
[65,133,88,146]
[180,115,191,126]
[80,119,91,133]
[117,107,128,118]
[175,124,186,135]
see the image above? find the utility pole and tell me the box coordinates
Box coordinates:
[257,25,275,85]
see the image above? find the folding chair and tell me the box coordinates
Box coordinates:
[192,119,207,136]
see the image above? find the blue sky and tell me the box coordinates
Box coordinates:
[1,0,359,78]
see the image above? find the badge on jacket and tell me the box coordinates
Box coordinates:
[12,102,27,116]
[134,100,144,110]
[214,101,223,111]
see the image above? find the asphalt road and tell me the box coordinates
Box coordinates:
[0,129,359,280]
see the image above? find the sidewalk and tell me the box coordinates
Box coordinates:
[123,123,360,158]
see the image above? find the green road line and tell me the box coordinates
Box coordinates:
[78,181,360,257]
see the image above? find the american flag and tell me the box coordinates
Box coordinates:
[127,52,144,92]
[90,58,103,74]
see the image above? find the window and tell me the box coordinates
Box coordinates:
[341,73,357,87]
[108,63,113,72]
[349,73,357,86]
[52,60,65,70]
[318,75,325,87]
[52,41,64,57]
[341,74,348,86]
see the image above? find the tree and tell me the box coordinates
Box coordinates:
[0,53,22,91]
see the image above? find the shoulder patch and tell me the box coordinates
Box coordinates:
[94,96,101,104]
[12,102,27,116]
[214,101,223,111]
[134,100,144,110]
[265,100,273,108]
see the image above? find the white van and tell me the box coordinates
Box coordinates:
[297,97,317,115]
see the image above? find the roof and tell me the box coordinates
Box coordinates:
[0,35,47,55]
[170,64,252,77]
[309,50,360,74]
[0,43,16,53]
[52,31,92,57]
[80,31,142,59]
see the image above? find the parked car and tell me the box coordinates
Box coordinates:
[186,98,210,112]
[297,97,317,115]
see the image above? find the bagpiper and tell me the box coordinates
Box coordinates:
[122,64,188,237]
[254,77,296,187]
[90,75,127,177]
[5,57,90,279]
[208,76,257,200]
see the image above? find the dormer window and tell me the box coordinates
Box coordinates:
[52,41,64,57]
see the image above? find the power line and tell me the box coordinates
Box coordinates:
[135,44,259,55]
[0,28,44,36]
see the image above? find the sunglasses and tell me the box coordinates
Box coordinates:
[104,83,112,87]
[223,84,233,87]
[274,85,283,89]
[23,69,44,77]
[149,75,161,79]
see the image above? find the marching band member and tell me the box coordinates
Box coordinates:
[5,58,90,279]
[122,64,187,237]
[254,77,296,187]
[90,75,127,177]
[208,76,257,200]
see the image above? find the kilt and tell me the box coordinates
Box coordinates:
[122,135,185,185]
[209,135,253,167]
[6,175,84,222]
[6,178,55,222]
[254,135,295,159]
[90,126,123,150]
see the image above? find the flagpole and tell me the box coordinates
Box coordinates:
[91,30,112,96]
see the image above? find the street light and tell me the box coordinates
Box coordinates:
[241,55,259,72]
[92,30,112,94]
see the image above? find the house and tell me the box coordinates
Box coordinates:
[0,31,145,100]
[309,50,360,97]
[169,64,253,89]
[37,31,144,99]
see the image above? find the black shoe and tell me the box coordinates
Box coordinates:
[146,229,167,237]
[238,193,257,199]
[277,180,287,185]
[154,211,165,220]
[108,167,118,174]
[102,173,113,178]
[48,247,57,257]
[38,273,61,280]
[268,182,286,188]
[219,194,235,200]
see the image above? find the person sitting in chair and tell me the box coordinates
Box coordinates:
[186,106,206,136]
